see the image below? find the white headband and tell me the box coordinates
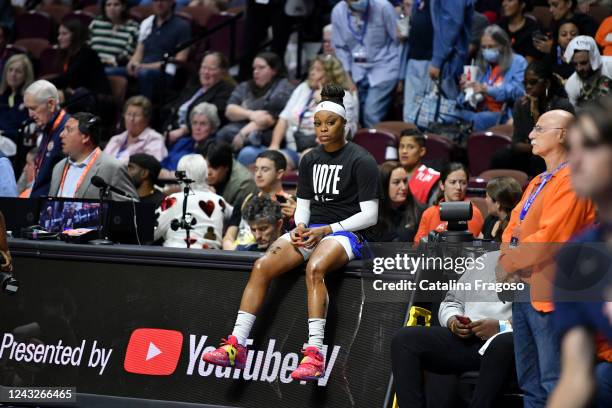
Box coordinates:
[314,101,346,120]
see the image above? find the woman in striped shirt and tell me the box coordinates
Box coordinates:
[88,0,139,72]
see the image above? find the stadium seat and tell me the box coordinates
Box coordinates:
[63,11,95,27]
[374,121,417,140]
[181,5,216,27]
[588,5,610,24]
[353,128,398,164]
[422,133,452,170]
[467,131,512,176]
[206,9,245,64]
[82,4,101,16]
[486,123,513,138]
[479,169,529,188]
[40,4,71,26]
[39,46,61,77]
[1,44,27,60]
[470,196,489,219]
[14,38,51,60]
[527,6,552,30]
[129,5,154,22]
[14,11,53,40]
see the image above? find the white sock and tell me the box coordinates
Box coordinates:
[307,318,326,350]
[231,311,256,346]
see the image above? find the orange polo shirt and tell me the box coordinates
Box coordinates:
[414,200,484,243]
[595,16,612,56]
[499,166,596,312]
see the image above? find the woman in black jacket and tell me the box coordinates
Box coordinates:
[51,19,111,99]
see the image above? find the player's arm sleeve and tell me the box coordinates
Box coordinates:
[330,199,378,232]
[294,198,311,227]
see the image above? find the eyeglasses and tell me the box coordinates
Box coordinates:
[532,125,565,134]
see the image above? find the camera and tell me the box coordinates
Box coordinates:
[431,201,476,244]
[174,170,194,184]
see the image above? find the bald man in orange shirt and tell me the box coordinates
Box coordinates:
[496,110,597,407]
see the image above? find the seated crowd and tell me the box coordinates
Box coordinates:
[0,0,611,406]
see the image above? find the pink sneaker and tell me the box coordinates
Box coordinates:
[290,346,325,381]
[202,335,247,369]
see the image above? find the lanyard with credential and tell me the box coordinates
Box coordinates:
[346,2,370,46]
[519,162,568,222]
[58,148,102,197]
[35,109,67,174]
[484,65,500,87]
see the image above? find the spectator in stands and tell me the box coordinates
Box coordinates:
[428,0,474,99]
[48,112,138,201]
[459,25,527,131]
[321,24,334,56]
[24,80,70,198]
[127,0,191,100]
[496,109,596,407]
[0,54,34,144]
[498,0,544,62]
[155,154,232,249]
[481,177,523,241]
[564,36,612,107]
[0,210,12,273]
[371,161,423,242]
[217,52,294,157]
[164,52,235,142]
[51,20,111,99]
[399,0,435,124]
[391,249,515,408]
[595,15,612,56]
[162,102,219,173]
[238,0,296,80]
[533,0,598,54]
[332,0,400,128]
[17,148,37,198]
[550,19,580,80]
[414,162,484,243]
[398,128,440,205]
[236,195,284,252]
[0,157,17,197]
[267,55,359,169]
[549,97,612,408]
[200,141,258,208]
[490,60,574,176]
[89,0,140,73]
[0,25,10,75]
[222,150,295,250]
[128,153,165,207]
[104,96,167,163]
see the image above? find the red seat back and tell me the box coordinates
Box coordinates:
[422,133,452,171]
[353,129,398,164]
[15,11,53,40]
[467,132,511,176]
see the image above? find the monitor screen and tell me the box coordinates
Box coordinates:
[38,199,102,233]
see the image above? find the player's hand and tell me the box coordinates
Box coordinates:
[290,223,308,245]
[470,319,499,340]
[281,197,296,219]
[300,225,331,248]
[448,316,472,339]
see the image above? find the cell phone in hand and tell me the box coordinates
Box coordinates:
[276,194,287,204]
[455,315,472,325]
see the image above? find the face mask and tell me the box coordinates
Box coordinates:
[482,48,500,64]
[349,0,368,12]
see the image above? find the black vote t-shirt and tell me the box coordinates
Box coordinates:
[297,142,380,228]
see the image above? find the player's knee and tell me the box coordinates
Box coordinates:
[305,261,326,287]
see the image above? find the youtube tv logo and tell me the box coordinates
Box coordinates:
[124,328,183,375]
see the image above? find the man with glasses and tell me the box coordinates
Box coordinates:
[497,109,597,407]
[127,0,191,101]
[564,35,612,107]
[549,97,612,408]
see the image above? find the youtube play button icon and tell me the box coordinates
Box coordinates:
[124,328,183,375]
